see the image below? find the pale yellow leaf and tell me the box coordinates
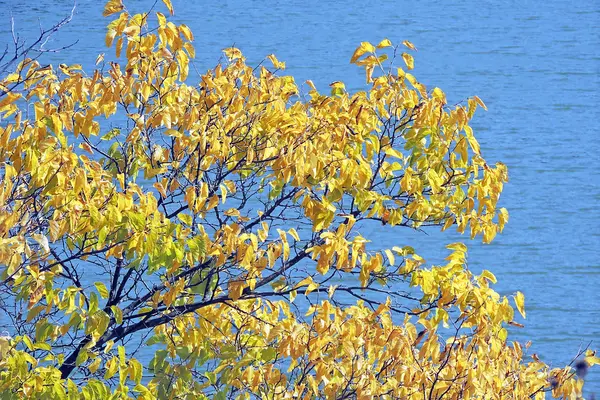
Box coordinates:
[514,291,526,318]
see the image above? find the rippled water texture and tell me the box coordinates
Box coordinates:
[1,0,599,394]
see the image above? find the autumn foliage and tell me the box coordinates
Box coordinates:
[0,0,596,398]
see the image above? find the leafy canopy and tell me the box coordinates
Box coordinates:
[0,0,596,398]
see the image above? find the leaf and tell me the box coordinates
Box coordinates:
[328,285,338,298]
[223,47,243,60]
[178,24,194,41]
[473,95,488,110]
[514,291,526,318]
[0,92,20,111]
[384,249,395,266]
[31,233,50,253]
[432,87,446,104]
[95,282,110,299]
[293,275,319,297]
[480,270,497,284]
[162,0,174,15]
[228,280,245,301]
[88,359,104,377]
[128,359,143,383]
[76,350,89,366]
[464,125,481,155]
[118,345,126,365]
[585,355,600,366]
[402,53,414,70]
[102,128,120,141]
[376,38,392,49]
[294,276,313,289]
[260,348,276,362]
[103,0,124,17]
[156,12,167,27]
[111,306,123,325]
[177,213,193,225]
[402,40,417,51]
[104,358,118,379]
[446,242,467,253]
[350,41,376,64]
[288,228,300,242]
[267,54,286,70]
[427,169,443,194]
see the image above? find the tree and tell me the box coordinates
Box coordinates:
[0,0,596,398]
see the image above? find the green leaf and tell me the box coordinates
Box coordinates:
[75,349,88,366]
[95,282,109,299]
[260,347,276,362]
[110,305,123,325]
[102,128,121,140]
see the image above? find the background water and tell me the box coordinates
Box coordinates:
[1,0,599,395]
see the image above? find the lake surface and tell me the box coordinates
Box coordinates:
[1,0,599,394]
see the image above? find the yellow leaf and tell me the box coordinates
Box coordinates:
[306,282,318,296]
[432,87,446,104]
[585,355,600,366]
[376,38,392,49]
[330,81,346,97]
[161,0,174,15]
[480,270,497,284]
[427,169,443,194]
[156,12,167,27]
[350,41,376,64]
[441,217,455,232]
[402,40,417,51]
[153,182,167,198]
[220,183,228,203]
[223,47,243,60]
[206,195,220,211]
[288,228,300,242]
[31,233,50,253]
[223,208,240,217]
[384,249,395,266]
[294,276,313,289]
[464,125,480,156]
[123,26,140,37]
[446,242,467,252]
[102,0,124,17]
[178,24,194,41]
[295,277,320,295]
[104,358,118,379]
[473,95,488,110]
[365,64,374,83]
[267,54,286,70]
[328,285,338,298]
[514,291,526,318]
[402,53,414,70]
[88,357,102,374]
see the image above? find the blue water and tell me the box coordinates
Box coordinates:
[1,0,599,395]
